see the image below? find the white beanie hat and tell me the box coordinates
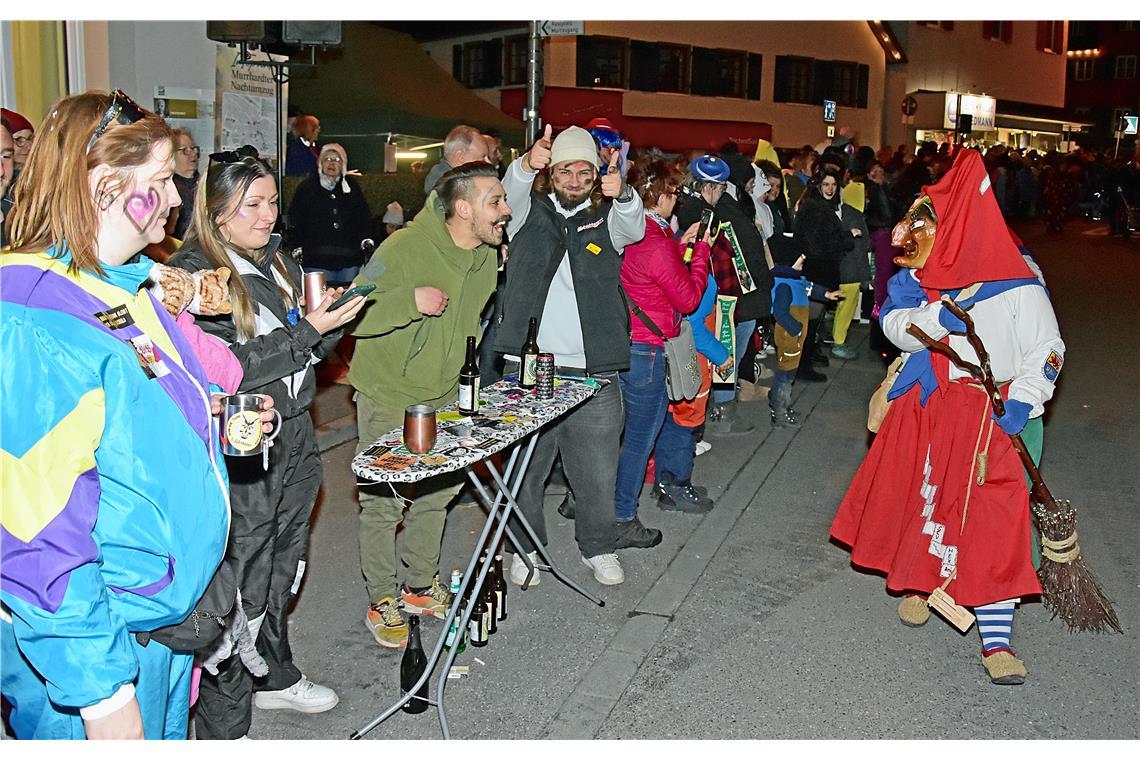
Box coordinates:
[550,126,600,169]
[382,201,404,226]
[319,143,351,193]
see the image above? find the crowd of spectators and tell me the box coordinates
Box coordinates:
[0,87,1136,740]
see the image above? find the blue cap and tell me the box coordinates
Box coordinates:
[690,155,730,183]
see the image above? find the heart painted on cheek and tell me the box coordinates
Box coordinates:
[123,188,161,234]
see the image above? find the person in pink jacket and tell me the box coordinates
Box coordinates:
[613,159,711,551]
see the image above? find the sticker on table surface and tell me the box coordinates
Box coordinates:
[374,453,415,471]
[419,454,448,466]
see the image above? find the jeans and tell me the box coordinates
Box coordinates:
[614,344,669,522]
[509,372,623,558]
[654,411,697,486]
[712,318,756,404]
[303,265,359,286]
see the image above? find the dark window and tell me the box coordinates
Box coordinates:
[811,59,833,104]
[833,61,858,107]
[1119,21,1138,32]
[504,35,529,86]
[691,47,748,98]
[1037,21,1064,53]
[461,39,502,89]
[746,53,762,100]
[774,56,813,104]
[983,21,1013,43]
[1070,59,1095,81]
[576,36,627,88]
[452,44,462,81]
[856,64,870,108]
[629,40,689,93]
[1116,55,1138,80]
[1067,21,1098,50]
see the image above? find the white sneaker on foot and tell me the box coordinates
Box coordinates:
[581,553,624,585]
[694,440,712,456]
[509,551,541,586]
[253,675,339,714]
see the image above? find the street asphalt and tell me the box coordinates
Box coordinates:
[249,218,1138,741]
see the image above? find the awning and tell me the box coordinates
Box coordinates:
[289,22,524,170]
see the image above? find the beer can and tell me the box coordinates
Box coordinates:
[303,271,327,313]
[536,353,555,399]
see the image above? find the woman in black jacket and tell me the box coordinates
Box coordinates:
[170,148,365,739]
[792,169,860,379]
[287,143,373,285]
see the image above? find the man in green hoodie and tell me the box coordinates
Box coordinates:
[349,162,509,648]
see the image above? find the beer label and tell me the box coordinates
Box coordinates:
[458,380,479,412]
[225,410,263,452]
[522,354,538,385]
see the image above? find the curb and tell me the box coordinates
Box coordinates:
[315,413,358,453]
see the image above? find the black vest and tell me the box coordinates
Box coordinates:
[494,193,631,373]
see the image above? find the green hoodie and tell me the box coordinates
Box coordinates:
[348,192,497,411]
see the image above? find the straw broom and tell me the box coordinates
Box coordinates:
[905,296,1122,634]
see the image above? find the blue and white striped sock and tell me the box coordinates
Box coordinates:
[974,598,1017,653]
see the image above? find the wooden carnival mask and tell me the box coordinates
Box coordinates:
[891,195,937,269]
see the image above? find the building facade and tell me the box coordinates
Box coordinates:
[1064,20,1140,154]
[420,21,887,154]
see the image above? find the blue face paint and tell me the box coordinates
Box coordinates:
[590,127,622,149]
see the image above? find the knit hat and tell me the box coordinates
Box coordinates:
[382,201,404,226]
[689,155,729,184]
[550,126,600,169]
[319,143,350,193]
[2,108,33,134]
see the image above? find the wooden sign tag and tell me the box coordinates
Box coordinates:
[927,587,975,633]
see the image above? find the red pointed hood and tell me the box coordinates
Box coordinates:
[917,150,1033,290]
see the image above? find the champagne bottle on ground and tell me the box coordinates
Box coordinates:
[399,615,430,714]
[444,567,465,653]
[493,554,508,622]
[458,336,480,416]
[520,317,540,389]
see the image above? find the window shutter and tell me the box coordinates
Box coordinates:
[857,64,869,108]
[813,60,833,104]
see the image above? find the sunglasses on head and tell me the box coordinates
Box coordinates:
[209,144,261,165]
[87,89,148,153]
[589,127,622,149]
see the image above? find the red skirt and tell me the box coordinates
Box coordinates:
[831,381,1041,607]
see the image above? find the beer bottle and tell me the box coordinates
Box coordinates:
[468,563,490,648]
[444,568,465,653]
[399,614,430,714]
[493,554,508,622]
[484,556,498,635]
[519,317,540,389]
[458,336,480,416]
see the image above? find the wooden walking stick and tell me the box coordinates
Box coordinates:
[906,296,1122,634]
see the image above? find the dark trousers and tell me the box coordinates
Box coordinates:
[195,415,322,739]
[654,412,697,486]
[509,372,623,559]
[614,344,668,522]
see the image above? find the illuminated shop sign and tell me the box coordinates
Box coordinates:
[944,93,997,131]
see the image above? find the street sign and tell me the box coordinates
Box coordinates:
[538,21,584,37]
[1123,115,1139,135]
[823,100,836,123]
[901,95,918,117]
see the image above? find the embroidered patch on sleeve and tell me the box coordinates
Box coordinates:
[1042,350,1063,383]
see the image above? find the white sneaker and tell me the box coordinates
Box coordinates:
[509,551,541,586]
[694,440,712,456]
[253,675,339,714]
[581,553,624,585]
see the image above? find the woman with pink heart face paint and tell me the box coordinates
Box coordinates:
[1,91,233,740]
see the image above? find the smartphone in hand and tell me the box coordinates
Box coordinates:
[328,284,376,311]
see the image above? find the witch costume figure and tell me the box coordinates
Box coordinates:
[830,149,1066,686]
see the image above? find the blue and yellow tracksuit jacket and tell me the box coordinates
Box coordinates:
[1,249,230,714]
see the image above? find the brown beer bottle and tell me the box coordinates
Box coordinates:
[519,317,540,389]
[459,336,479,416]
[493,554,508,622]
[468,560,490,647]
